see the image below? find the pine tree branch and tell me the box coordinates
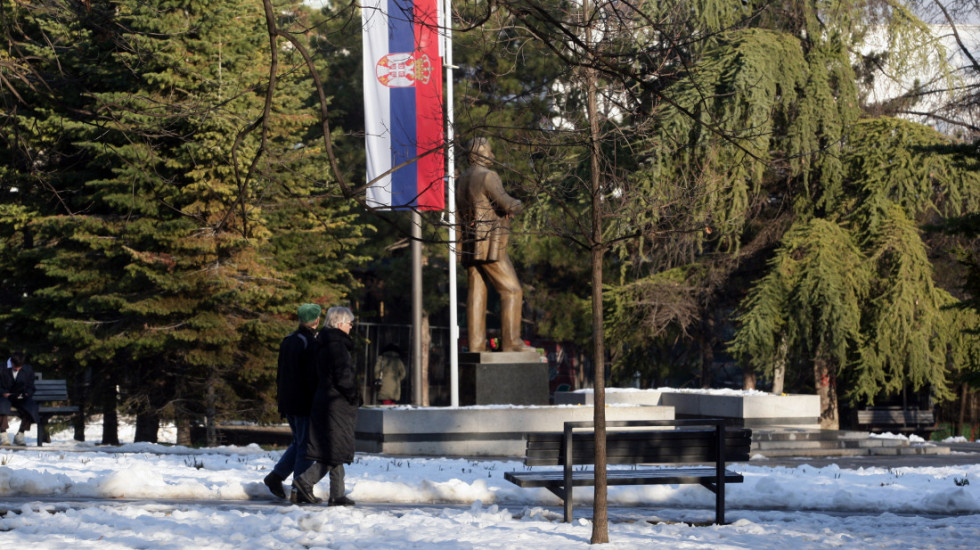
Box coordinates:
[261,0,350,199]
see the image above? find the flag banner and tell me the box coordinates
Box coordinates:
[363,0,445,211]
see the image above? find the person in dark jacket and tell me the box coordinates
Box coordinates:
[0,352,39,446]
[263,303,321,500]
[292,306,359,505]
[374,343,406,405]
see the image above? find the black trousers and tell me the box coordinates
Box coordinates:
[297,462,345,500]
[0,397,35,432]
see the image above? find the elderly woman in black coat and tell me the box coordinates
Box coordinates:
[293,306,359,505]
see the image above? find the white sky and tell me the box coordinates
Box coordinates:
[0,418,978,548]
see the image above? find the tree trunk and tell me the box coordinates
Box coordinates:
[101,377,119,445]
[958,382,968,438]
[174,382,193,446]
[589,241,609,544]
[72,409,86,442]
[813,356,839,429]
[421,314,431,406]
[72,367,92,442]
[699,317,714,388]
[771,337,787,395]
[134,410,160,443]
[175,406,192,447]
[206,373,218,447]
[585,0,607,540]
[771,365,785,395]
[741,323,756,389]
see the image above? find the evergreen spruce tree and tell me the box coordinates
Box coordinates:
[730,219,871,427]
[1,1,368,442]
[731,117,980,426]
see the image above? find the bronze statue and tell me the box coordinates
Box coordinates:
[456,138,532,353]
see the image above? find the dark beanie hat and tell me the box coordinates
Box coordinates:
[297,303,321,323]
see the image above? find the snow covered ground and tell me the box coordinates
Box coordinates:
[1,419,979,549]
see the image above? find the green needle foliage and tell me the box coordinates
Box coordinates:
[854,204,955,402]
[732,117,980,421]
[729,219,869,383]
[0,0,367,440]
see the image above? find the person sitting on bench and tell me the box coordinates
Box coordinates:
[0,352,39,446]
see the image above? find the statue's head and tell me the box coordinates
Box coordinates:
[467,137,494,165]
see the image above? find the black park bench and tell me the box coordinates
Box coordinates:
[504,419,752,524]
[856,406,937,436]
[33,376,80,447]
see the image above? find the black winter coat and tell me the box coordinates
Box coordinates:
[306,328,359,465]
[276,325,318,417]
[0,363,39,423]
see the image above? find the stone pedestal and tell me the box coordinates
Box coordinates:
[459,350,548,405]
[554,388,821,429]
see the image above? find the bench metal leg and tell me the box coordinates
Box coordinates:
[564,423,574,522]
[715,422,725,524]
[716,486,724,524]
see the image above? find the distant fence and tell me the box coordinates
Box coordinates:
[350,322,588,406]
[351,322,451,405]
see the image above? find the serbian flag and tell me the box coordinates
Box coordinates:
[362,0,445,211]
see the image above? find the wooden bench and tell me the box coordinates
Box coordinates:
[857,407,936,435]
[504,419,752,524]
[33,378,80,447]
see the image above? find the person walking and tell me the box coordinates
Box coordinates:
[263,303,321,500]
[373,343,406,405]
[292,306,359,505]
[0,352,39,446]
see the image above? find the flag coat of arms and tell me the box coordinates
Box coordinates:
[362,0,445,210]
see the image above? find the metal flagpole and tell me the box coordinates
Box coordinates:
[412,210,423,406]
[442,0,459,407]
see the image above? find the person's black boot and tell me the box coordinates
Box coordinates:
[263,472,286,499]
[328,496,355,507]
[292,482,322,504]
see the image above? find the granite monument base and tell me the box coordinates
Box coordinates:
[459,350,548,405]
[554,388,821,429]
[354,404,675,456]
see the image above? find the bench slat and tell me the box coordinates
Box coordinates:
[525,438,752,450]
[33,381,70,401]
[523,450,750,466]
[39,406,79,414]
[857,411,934,424]
[856,408,936,434]
[523,429,752,466]
[33,394,70,402]
[505,467,744,488]
[526,428,752,449]
[525,434,751,446]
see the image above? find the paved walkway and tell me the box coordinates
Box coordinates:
[752,441,980,468]
[3,441,979,521]
[4,495,969,520]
